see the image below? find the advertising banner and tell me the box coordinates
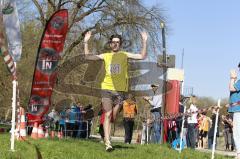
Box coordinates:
[27,9,68,125]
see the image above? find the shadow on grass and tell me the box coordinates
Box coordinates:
[87,137,102,143]
[23,139,43,159]
[86,138,135,150]
[113,144,135,149]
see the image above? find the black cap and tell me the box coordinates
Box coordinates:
[238,62,240,68]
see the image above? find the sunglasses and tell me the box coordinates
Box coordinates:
[111,41,120,44]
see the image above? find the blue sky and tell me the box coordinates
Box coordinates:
[144,0,240,99]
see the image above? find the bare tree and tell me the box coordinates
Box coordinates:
[0,0,168,112]
[29,0,166,60]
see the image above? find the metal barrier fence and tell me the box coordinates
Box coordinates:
[58,120,91,139]
[25,120,92,139]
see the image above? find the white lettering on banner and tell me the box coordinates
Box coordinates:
[45,34,63,38]
[34,81,51,84]
[43,40,62,44]
[42,60,52,70]
[33,88,53,90]
[31,105,38,112]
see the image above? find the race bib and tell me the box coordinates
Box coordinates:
[109,64,121,74]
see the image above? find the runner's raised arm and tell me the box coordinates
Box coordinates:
[126,31,148,60]
[84,31,103,60]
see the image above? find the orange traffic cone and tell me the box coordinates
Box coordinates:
[19,107,27,141]
[38,125,44,139]
[15,122,20,139]
[45,127,49,138]
[15,108,20,140]
[31,122,38,139]
[50,130,55,139]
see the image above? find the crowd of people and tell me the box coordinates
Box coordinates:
[139,93,235,154]
[44,102,94,139]
[180,96,234,151]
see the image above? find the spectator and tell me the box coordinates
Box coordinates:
[65,107,71,137]
[76,102,84,138]
[186,95,198,149]
[228,64,240,158]
[59,108,66,136]
[143,84,162,144]
[208,109,220,149]
[48,108,60,132]
[68,104,77,138]
[84,104,94,138]
[177,96,188,147]
[79,104,93,139]
[167,119,177,143]
[176,97,185,137]
[222,113,234,151]
[123,94,137,144]
[198,112,210,149]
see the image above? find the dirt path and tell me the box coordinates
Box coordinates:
[196,148,235,158]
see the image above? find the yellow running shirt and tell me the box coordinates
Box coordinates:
[101,51,128,92]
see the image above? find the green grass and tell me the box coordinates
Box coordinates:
[0,134,233,159]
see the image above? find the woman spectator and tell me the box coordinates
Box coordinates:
[198,112,210,148]
[123,94,138,144]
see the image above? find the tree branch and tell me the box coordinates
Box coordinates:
[64,26,95,56]
[57,0,62,10]
[64,19,130,55]
[59,0,76,7]
[68,0,88,30]
[47,0,56,11]
[32,0,46,26]
[73,0,106,24]
[74,6,104,23]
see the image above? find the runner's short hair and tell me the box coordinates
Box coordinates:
[238,62,240,68]
[109,34,122,45]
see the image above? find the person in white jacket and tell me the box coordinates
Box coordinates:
[186,96,198,149]
[144,84,162,143]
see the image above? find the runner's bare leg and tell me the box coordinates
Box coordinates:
[112,104,121,121]
[112,96,122,121]
[102,98,112,143]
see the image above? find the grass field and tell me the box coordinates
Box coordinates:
[0,133,234,159]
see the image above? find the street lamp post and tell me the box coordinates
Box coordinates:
[160,21,167,144]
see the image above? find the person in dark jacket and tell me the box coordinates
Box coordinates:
[208,109,220,149]
[222,113,234,151]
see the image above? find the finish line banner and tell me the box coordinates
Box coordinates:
[27,9,68,124]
